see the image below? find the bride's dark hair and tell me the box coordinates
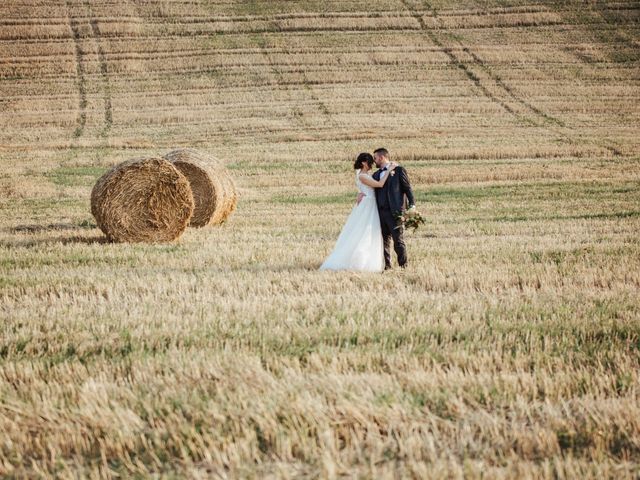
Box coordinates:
[354,152,374,170]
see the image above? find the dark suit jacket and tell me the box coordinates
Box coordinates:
[372,165,415,213]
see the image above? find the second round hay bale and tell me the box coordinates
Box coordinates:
[163,149,224,226]
[91,157,194,243]
[163,148,237,226]
[216,166,237,222]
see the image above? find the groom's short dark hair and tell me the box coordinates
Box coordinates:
[374,148,389,159]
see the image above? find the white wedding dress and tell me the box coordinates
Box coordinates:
[320,171,384,272]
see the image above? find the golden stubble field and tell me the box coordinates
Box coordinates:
[1,0,639,477]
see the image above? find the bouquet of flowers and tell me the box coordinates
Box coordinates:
[394,206,425,233]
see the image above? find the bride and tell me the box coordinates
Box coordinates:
[320,152,396,272]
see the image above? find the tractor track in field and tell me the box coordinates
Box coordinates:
[255,35,305,127]
[84,0,113,138]
[459,46,564,127]
[401,0,517,118]
[401,0,625,157]
[66,0,87,138]
[88,13,113,138]
[255,34,335,129]
[65,0,113,139]
[402,0,566,126]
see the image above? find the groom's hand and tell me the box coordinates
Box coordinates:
[356,192,365,205]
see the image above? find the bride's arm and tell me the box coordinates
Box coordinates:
[359,163,397,188]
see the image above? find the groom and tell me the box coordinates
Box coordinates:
[372,148,415,270]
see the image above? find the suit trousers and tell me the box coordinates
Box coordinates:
[378,208,407,268]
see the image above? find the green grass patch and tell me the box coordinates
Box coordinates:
[2,197,86,213]
[46,166,107,187]
[273,192,354,205]
[417,181,640,205]
[460,210,640,224]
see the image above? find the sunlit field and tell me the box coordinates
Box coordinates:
[1,0,639,477]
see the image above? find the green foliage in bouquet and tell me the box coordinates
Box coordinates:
[394,208,426,233]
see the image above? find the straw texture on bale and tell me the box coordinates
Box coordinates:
[91,157,194,243]
[163,149,237,226]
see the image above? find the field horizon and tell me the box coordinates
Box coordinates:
[1,0,639,477]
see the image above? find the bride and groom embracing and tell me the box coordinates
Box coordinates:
[320,148,416,273]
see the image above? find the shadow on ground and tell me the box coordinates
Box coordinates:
[1,235,109,248]
[10,222,95,234]
[3,223,108,247]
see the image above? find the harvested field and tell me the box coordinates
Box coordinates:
[0,0,639,477]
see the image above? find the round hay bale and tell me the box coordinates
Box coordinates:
[91,157,194,243]
[163,148,237,226]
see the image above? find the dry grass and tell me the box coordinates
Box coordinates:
[0,0,639,477]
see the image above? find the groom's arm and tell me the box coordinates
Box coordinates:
[399,167,415,207]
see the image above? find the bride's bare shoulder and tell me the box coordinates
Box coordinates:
[359,170,376,177]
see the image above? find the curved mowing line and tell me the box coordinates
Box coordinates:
[1,23,614,46]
